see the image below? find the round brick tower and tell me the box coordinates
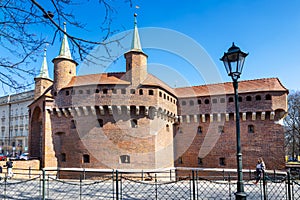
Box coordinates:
[52,22,78,94]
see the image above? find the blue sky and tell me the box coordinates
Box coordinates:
[37,0,300,92]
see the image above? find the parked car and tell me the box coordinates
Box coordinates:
[18,153,29,160]
[0,154,7,161]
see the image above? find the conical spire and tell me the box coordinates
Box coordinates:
[58,22,72,59]
[131,13,143,52]
[36,48,50,79]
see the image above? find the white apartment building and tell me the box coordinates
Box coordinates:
[0,90,34,155]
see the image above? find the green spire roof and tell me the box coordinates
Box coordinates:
[36,48,50,79]
[58,22,72,59]
[130,13,143,52]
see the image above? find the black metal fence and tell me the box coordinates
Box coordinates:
[1,168,300,199]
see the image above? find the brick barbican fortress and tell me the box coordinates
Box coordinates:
[28,16,288,171]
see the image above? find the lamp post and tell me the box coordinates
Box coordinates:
[220,43,248,200]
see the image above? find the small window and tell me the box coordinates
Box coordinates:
[212,99,217,104]
[95,89,100,93]
[204,99,210,104]
[265,94,272,100]
[178,157,183,164]
[130,89,135,94]
[79,90,83,94]
[65,91,70,96]
[83,154,90,163]
[198,157,203,165]
[131,119,138,128]
[163,94,166,99]
[189,100,194,106]
[54,91,57,96]
[86,90,90,94]
[182,101,186,106]
[121,89,126,94]
[61,153,66,162]
[112,89,117,94]
[229,97,234,102]
[197,126,202,134]
[246,96,252,101]
[120,155,130,163]
[248,125,254,133]
[70,120,76,129]
[97,119,103,128]
[159,92,162,97]
[166,124,170,132]
[103,89,108,94]
[197,99,201,104]
[238,96,242,102]
[220,98,225,103]
[219,157,226,166]
[139,89,143,95]
[255,95,261,101]
[218,126,224,134]
[177,127,183,134]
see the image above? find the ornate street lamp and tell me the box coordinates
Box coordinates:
[220,43,248,200]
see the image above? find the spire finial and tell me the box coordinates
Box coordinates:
[36,48,50,79]
[130,13,142,51]
[57,22,72,59]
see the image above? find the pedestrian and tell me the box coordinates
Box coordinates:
[4,158,13,178]
[254,157,265,184]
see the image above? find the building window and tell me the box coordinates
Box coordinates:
[197,99,201,104]
[139,89,143,95]
[197,126,202,134]
[189,100,194,106]
[204,99,210,104]
[121,89,126,94]
[61,153,66,162]
[120,155,130,163]
[265,94,272,100]
[246,96,252,101]
[130,89,135,94]
[178,157,183,164]
[198,157,203,165]
[65,91,70,96]
[79,90,83,94]
[95,89,100,93]
[177,127,182,134]
[166,124,170,132]
[163,94,166,99]
[255,95,261,101]
[148,90,153,95]
[103,89,108,94]
[248,125,255,133]
[228,97,234,102]
[70,120,76,129]
[131,119,138,128]
[212,99,217,104]
[112,89,117,94]
[220,98,225,103]
[86,90,90,94]
[182,101,186,106]
[159,92,162,97]
[238,96,242,102]
[83,154,90,163]
[219,157,226,166]
[97,119,103,128]
[218,126,224,134]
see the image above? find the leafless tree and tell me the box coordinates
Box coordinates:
[0,0,133,93]
[284,91,300,161]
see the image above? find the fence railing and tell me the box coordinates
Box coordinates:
[0,167,300,199]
